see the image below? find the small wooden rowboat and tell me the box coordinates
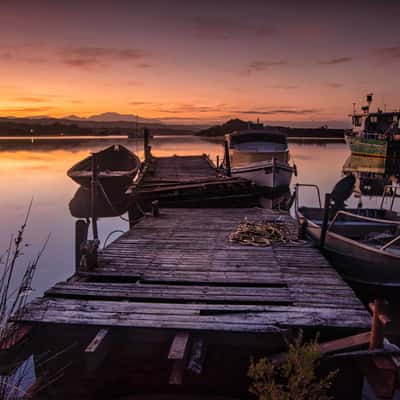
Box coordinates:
[67,145,141,190]
[295,183,400,291]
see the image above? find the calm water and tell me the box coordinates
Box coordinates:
[0,135,397,298]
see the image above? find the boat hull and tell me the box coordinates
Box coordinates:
[70,174,134,191]
[346,135,387,158]
[67,145,140,191]
[297,213,400,288]
[231,160,293,189]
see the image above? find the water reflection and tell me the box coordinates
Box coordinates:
[0,135,397,301]
[343,154,399,196]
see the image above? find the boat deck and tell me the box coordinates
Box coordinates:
[18,208,370,334]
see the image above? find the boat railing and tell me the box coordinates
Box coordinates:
[328,210,400,232]
[380,185,400,211]
[380,234,400,251]
[294,183,322,210]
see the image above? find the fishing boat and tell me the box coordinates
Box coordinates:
[67,145,141,190]
[346,93,400,158]
[295,183,400,291]
[225,129,295,190]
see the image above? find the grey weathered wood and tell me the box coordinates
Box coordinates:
[168,332,190,360]
[85,328,109,372]
[16,208,371,335]
[85,328,108,353]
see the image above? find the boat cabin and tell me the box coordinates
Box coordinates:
[226,129,288,152]
[351,94,400,138]
[226,129,289,167]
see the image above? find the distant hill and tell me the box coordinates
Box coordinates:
[0,116,199,136]
[65,112,162,124]
[196,118,345,138]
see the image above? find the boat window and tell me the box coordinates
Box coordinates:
[230,132,287,146]
[370,116,378,123]
[352,116,362,127]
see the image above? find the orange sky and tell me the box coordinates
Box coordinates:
[0,1,399,127]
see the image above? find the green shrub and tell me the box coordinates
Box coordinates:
[248,332,338,400]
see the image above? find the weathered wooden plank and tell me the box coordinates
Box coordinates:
[17,298,370,330]
[168,332,190,360]
[17,206,370,335]
[85,328,108,353]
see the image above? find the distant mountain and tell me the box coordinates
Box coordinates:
[65,112,161,124]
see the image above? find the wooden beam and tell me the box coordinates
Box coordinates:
[85,328,108,353]
[187,338,206,375]
[168,332,190,360]
[168,332,190,384]
[0,324,32,351]
[369,299,385,350]
[273,331,371,363]
[85,328,109,372]
[369,301,392,326]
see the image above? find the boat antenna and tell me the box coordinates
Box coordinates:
[352,102,356,115]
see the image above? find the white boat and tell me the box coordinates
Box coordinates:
[225,129,295,190]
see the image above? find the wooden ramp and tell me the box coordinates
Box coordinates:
[128,155,260,206]
[18,208,370,333]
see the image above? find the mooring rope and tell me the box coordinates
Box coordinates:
[229,218,303,246]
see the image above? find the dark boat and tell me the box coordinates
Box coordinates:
[67,145,141,190]
[69,186,130,218]
[294,183,400,291]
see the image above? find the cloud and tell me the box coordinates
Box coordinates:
[60,46,149,69]
[265,85,300,90]
[151,103,319,117]
[181,16,276,40]
[152,104,224,114]
[136,63,152,68]
[324,82,343,88]
[0,106,55,114]
[231,109,320,115]
[318,57,353,65]
[0,48,46,64]
[126,81,143,86]
[372,46,400,60]
[13,96,49,103]
[242,60,287,75]
[129,101,155,106]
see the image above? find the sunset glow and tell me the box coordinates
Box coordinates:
[0,1,399,126]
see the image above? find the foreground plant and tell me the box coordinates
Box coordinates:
[248,332,338,400]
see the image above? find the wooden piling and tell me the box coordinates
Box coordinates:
[369,299,385,350]
[91,152,99,240]
[320,193,331,249]
[151,200,160,217]
[144,128,150,162]
[75,220,89,271]
[224,140,231,177]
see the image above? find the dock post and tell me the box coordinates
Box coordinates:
[144,128,150,162]
[216,155,219,169]
[128,205,136,229]
[224,140,231,177]
[319,193,331,249]
[152,200,160,217]
[91,152,99,240]
[75,219,89,271]
[369,299,385,350]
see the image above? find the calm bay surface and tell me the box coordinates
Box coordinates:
[0,135,394,298]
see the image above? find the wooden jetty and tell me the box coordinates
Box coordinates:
[127,130,262,207]
[11,207,372,398]
[128,154,260,207]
